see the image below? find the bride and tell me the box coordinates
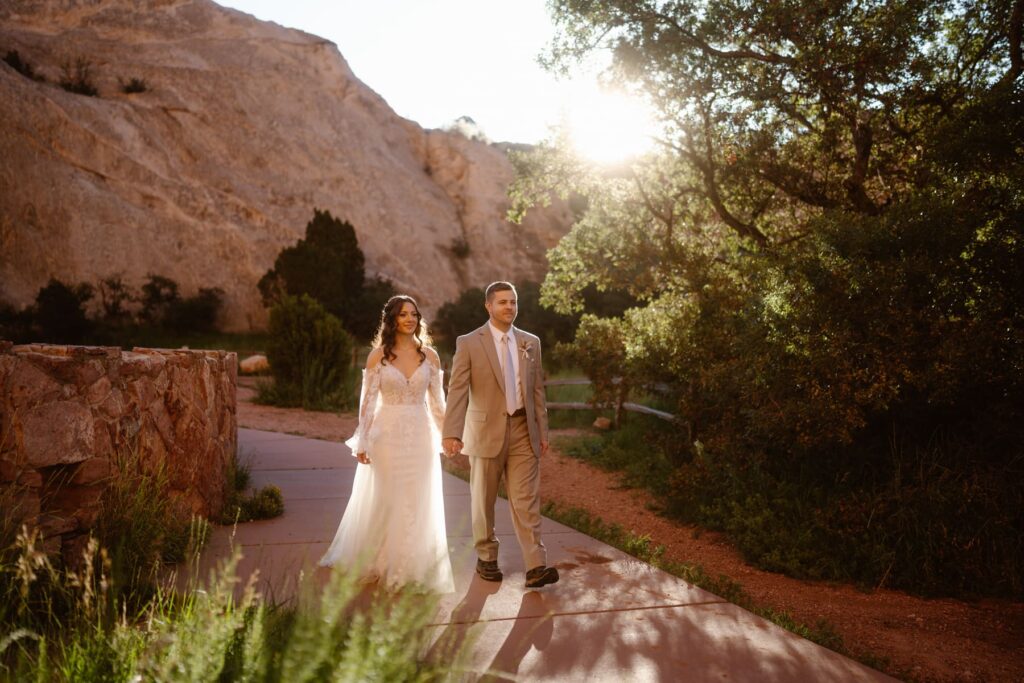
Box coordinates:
[319,295,455,593]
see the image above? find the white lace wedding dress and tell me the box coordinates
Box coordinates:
[319,359,455,594]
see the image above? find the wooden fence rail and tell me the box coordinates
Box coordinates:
[543,378,677,423]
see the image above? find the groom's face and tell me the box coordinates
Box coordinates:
[485,290,518,327]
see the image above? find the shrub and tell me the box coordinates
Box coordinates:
[164,286,223,333]
[138,274,179,326]
[218,450,285,523]
[432,280,579,353]
[138,274,223,333]
[433,287,486,349]
[264,294,355,410]
[96,274,136,325]
[120,77,147,94]
[258,209,394,341]
[58,57,98,96]
[556,314,633,424]
[0,299,35,343]
[33,278,95,344]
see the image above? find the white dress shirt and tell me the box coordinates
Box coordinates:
[487,321,524,411]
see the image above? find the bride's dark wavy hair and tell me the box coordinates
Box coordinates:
[372,295,431,365]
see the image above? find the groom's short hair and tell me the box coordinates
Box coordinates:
[485,281,516,302]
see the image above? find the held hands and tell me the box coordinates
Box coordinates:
[442,438,463,458]
[356,452,370,465]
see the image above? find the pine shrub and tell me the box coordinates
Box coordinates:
[264,294,355,410]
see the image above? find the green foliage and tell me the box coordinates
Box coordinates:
[222,482,285,524]
[1,274,226,344]
[0,534,467,681]
[58,57,97,97]
[218,449,284,524]
[94,445,209,595]
[139,274,179,326]
[556,315,632,419]
[163,286,224,333]
[95,275,135,326]
[0,301,34,343]
[512,2,1024,598]
[542,0,1012,238]
[135,274,224,334]
[258,209,394,341]
[432,287,486,349]
[348,275,396,342]
[31,279,94,344]
[263,294,356,411]
[556,415,681,494]
[432,281,580,355]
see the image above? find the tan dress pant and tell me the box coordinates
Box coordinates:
[469,414,546,569]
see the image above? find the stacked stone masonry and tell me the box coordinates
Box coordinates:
[0,341,236,564]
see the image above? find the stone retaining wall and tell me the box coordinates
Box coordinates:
[0,342,236,564]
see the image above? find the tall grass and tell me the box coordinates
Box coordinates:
[0,530,468,681]
[1,443,465,680]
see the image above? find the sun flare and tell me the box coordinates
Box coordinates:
[565,85,659,165]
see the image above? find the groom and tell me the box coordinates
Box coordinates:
[442,282,559,589]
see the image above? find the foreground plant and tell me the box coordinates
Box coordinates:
[1,529,471,682]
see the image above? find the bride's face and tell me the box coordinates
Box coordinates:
[395,302,421,335]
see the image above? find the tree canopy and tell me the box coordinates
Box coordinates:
[510,0,1024,597]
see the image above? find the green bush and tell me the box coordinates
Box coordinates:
[138,274,179,326]
[258,209,394,341]
[432,280,580,354]
[0,300,36,343]
[33,278,95,344]
[263,294,355,410]
[556,315,633,424]
[432,287,486,349]
[163,286,223,333]
[219,450,285,523]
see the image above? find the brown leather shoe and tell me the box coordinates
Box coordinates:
[476,559,503,582]
[525,565,559,588]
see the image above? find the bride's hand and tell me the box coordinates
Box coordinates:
[356,452,370,464]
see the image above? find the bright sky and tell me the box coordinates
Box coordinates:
[216,0,657,163]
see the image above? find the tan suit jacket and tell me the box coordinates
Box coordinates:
[443,323,548,457]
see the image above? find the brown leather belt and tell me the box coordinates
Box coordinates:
[508,407,527,418]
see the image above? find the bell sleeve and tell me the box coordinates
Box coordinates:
[344,364,382,457]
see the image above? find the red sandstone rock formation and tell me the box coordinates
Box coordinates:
[0,0,572,330]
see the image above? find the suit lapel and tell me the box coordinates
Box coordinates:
[477,324,506,392]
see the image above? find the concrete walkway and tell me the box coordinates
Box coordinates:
[196,427,894,681]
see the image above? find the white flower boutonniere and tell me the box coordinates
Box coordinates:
[519,340,535,363]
